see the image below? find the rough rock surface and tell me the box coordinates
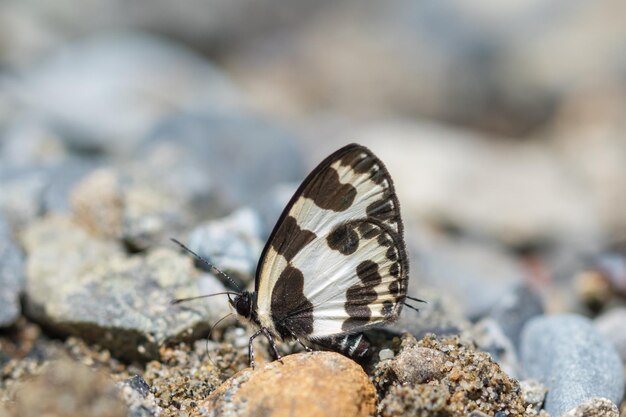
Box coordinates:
[202,351,376,417]
[559,397,619,417]
[375,334,528,417]
[21,215,230,361]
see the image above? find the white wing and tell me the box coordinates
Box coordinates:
[255,144,409,339]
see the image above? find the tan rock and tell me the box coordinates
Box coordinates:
[11,358,127,417]
[201,351,376,417]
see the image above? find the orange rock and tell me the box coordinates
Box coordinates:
[202,351,376,417]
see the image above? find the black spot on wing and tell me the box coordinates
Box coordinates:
[366,198,396,222]
[301,167,356,212]
[271,216,316,262]
[358,222,380,239]
[389,263,400,278]
[386,247,398,262]
[341,262,383,332]
[338,149,386,186]
[271,266,314,337]
[327,223,359,255]
[356,260,382,286]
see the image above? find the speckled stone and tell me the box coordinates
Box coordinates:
[559,397,618,417]
[21,215,230,361]
[202,351,376,417]
[385,336,445,385]
[521,314,624,416]
[375,334,528,417]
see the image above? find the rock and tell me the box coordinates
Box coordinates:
[21,215,230,361]
[520,314,624,416]
[187,208,265,286]
[595,307,626,363]
[410,228,526,319]
[202,351,376,417]
[354,124,601,247]
[70,168,124,238]
[519,379,547,414]
[559,397,619,417]
[139,112,306,208]
[142,342,233,416]
[487,284,544,350]
[384,336,445,385]
[0,166,47,230]
[123,184,191,251]
[0,215,23,327]
[42,158,103,214]
[118,375,162,417]
[0,120,68,168]
[472,318,520,378]
[10,359,127,417]
[392,287,471,338]
[254,182,298,239]
[70,165,190,250]
[3,32,243,155]
[376,334,527,417]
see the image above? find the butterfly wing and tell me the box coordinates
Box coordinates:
[255,144,409,340]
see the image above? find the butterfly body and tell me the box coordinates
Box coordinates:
[228,143,411,366]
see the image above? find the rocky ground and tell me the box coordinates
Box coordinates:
[2,2,626,417]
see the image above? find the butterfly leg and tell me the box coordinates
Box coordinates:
[285,327,313,352]
[249,328,264,369]
[261,327,283,363]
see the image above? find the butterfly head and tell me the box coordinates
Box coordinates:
[230,291,255,320]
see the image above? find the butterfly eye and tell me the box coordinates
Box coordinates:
[234,293,252,319]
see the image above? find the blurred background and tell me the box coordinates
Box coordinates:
[1,0,626,327]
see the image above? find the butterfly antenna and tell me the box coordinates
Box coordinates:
[403,302,421,313]
[406,295,427,304]
[204,313,234,367]
[170,238,243,292]
[171,291,241,305]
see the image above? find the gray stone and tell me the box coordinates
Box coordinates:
[140,112,306,207]
[0,166,47,230]
[488,284,544,349]
[559,397,618,417]
[3,32,244,155]
[118,376,161,417]
[520,379,547,414]
[43,158,103,214]
[0,215,23,327]
[409,226,526,319]
[521,314,624,416]
[353,125,602,247]
[21,215,230,361]
[187,208,264,287]
[391,287,471,339]
[595,307,626,363]
[472,318,520,378]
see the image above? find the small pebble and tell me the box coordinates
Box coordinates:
[378,348,395,361]
[519,379,547,413]
[521,314,624,416]
[559,397,619,417]
[595,307,626,363]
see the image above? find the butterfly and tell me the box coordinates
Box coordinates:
[173,143,419,367]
